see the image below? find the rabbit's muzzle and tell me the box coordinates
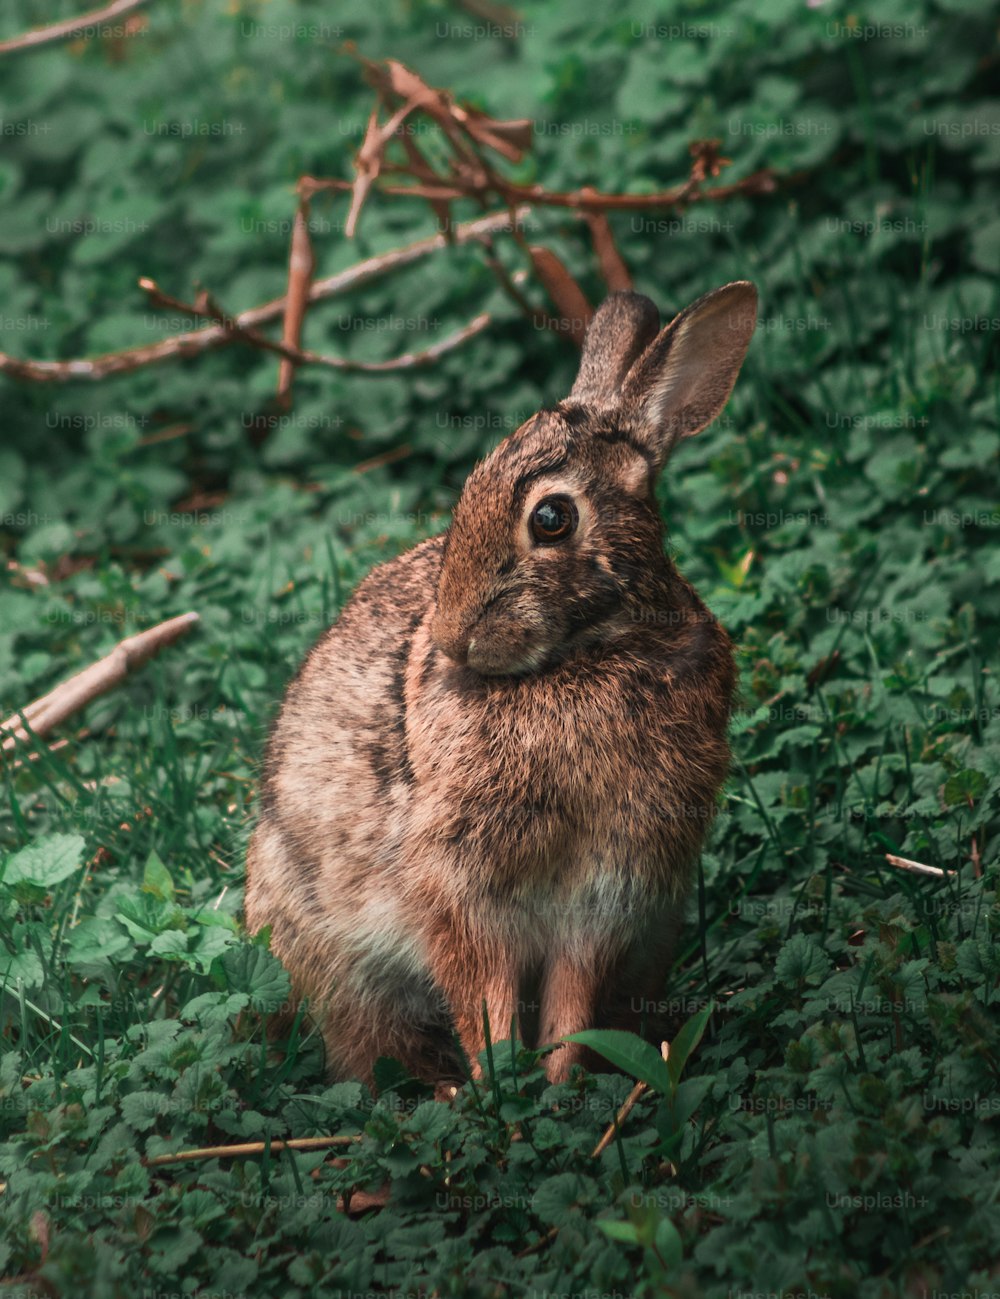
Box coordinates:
[431,591,551,676]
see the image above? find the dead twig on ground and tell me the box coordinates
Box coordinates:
[1,612,199,756]
[884,853,956,879]
[142,1134,359,1168]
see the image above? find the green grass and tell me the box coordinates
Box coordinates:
[2,0,1000,1295]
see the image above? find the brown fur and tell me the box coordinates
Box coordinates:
[244,282,757,1086]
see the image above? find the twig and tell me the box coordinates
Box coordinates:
[457,0,523,30]
[583,207,633,292]
[137,423,195,447]
[320,167,777,212]
[345,99,423,237]
[884,853,956,879]
[1,612,198,755]
[4,733,87,775]
[142,1134,360,1167]
[477,248,545,328]
[321,57,777,343]
[138,278,492,375]
[0,207,529,383]
[352,444,412,475]
[526,246,592,345]
[591,1039,670,1159]
[590,1078,649,1159]
[0,0,148,56]
[277,194,316,402]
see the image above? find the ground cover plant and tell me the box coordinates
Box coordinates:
[1,0,998,1296]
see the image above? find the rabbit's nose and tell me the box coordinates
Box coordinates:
[430,610,472,664]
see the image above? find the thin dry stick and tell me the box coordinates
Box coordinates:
[884,853,955,879]
[4,734,89,777]
[137,423,195,447]
[591,1039,668,1159]
[590,1079,649,1159]
[328,56,775,341]
[0,0,149,56]
[276,195,316,402]
[1,612,198,754]
[583,206,633,292]
[352,444,412,475]
[328,167,777,212]
[475,248,546,329]
[142,1134,360,1167]
[0,207,529,383]
[345,98,423,238]
[526,245,592,345]
[138,276,493,375]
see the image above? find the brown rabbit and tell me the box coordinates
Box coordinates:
[244,281,757,1087]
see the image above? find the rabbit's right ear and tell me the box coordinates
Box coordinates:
[620,281,757,467]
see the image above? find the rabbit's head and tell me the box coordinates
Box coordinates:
[431,282,757,676]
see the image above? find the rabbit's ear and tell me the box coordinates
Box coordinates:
[569,291,661,405]
[621,281,757,465]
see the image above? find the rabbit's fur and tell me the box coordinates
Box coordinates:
[245,282,757,1086]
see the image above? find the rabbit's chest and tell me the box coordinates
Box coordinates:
[406,635,703,891]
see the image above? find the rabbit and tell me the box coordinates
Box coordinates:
[244,280,757,1088]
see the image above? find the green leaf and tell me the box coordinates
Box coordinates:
[562,1029,671,1094]
[149,930,192,961]
[654,1215,683,1271]
[216,943,291,1015]
[0,948,44,991]
[666,1002,715,1090]
[120,1090,171,1133]
[941,769,987,807]
[116,894,184,943]
[142,850,175,902]
[598,1219,640,1244]
[775,934,832,986]
[2,834,85,890]
[657,1075,713,1149]
[65,915,134,973]
[531,1173,596,1226]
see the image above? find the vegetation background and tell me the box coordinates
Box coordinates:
[1,0,998,1295]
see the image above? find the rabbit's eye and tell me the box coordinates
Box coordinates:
[529,495,578,544]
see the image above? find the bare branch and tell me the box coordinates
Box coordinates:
[584,205,633,292]
[0,0,149,57]
[137,276,493,373]
[1,612,199,755]
[277,195,316,401]
[477,249,545,328]
[526,246,592,345]
[321,167,777,211]
[0,207,528,383]
[143,1134,359,1168]
[884,853,955,879]
[318,311,490,372]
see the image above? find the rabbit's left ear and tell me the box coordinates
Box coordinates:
[621,281,757,466]
[569,291,661,405]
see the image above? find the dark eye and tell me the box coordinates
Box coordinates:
[529,495,578,545]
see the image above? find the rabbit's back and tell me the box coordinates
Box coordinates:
[245,535,443,950]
